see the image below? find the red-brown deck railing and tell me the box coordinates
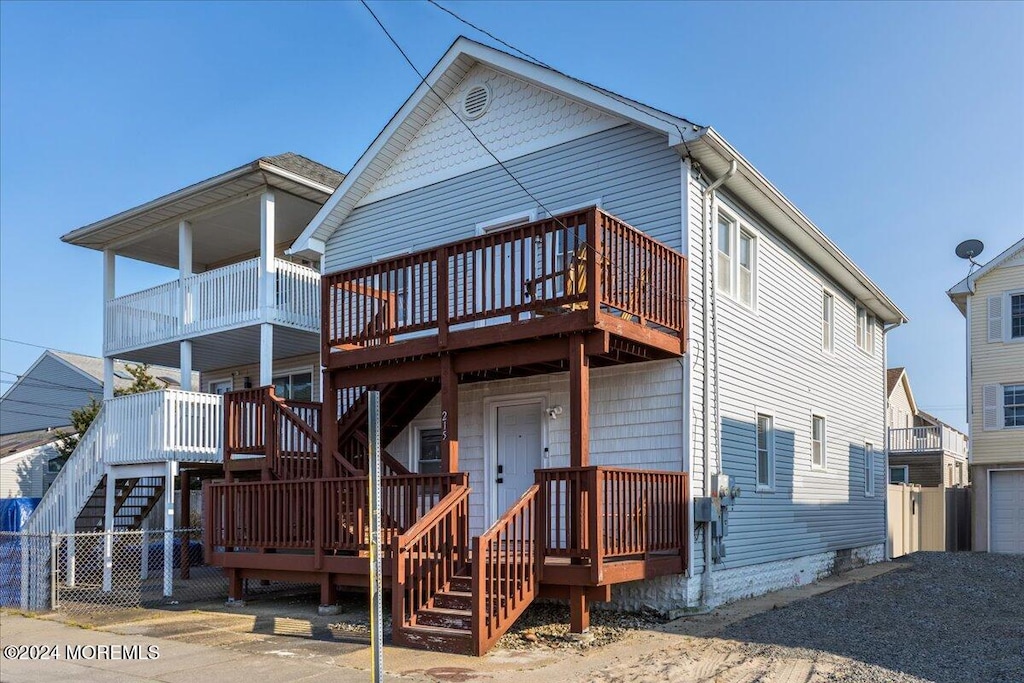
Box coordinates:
[205,473,468,563]
[223,387,322,480]
[322,208,687,353]
[392,484,471,635]
[471,484,540,655]
[536,467,688,580]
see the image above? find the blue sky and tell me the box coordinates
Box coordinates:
[1,1,1021,429]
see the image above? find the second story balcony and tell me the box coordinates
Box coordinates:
[104,257,320,356]
[321,207,688,371]
[888,425,968,457]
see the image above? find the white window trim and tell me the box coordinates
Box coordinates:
[889,465,909,484]
[547,199,602,217]
[1001,382,1024,430]
[864,442,876,497]
[810,411,828,471]
[1005,289,1024,343]
[475,209,538,235]
[714,207,758,311]
[754,409,776,492]
[408,419,443,474]
[821,288,835,354]
[856,304,876,356]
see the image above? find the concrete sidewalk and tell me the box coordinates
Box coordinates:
[0,614,403,683]
[0,560,906,683]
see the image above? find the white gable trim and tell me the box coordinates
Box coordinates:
[288,37,698,259]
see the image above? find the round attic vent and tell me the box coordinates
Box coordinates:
[461,84,491,120]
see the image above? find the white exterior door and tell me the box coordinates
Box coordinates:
[495,403,543,517]
[990,470,1024,554]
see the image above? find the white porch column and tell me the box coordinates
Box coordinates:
[163,460,178,597]
[259,191,276,387]
[103,249,116,400]
[179,220,194,392]
[102,468,115,592]
[65,473,76,587]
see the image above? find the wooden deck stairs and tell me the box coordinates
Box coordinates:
[76,475,166,532]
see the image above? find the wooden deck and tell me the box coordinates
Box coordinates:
[204,207,691,655]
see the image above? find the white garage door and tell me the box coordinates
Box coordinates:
[990,470,1024,554]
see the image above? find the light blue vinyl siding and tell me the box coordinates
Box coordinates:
[324,124,682,272]
[0,355,102,435]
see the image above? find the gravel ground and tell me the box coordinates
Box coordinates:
[495,602,667,651]
[718,552,1024,683]
[589,553,1024,683]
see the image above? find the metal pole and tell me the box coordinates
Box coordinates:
[49,531,58,610]
[367,390,384,683]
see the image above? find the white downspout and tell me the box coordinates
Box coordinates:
[882,318,905,560]
[700,159,736,605]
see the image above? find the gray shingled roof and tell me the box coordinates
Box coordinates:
[262,153,345,190]
[49,351,196,392]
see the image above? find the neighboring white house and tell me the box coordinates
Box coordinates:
[948,236,1024,553]
[0,429,62,498]
[16,154,343,608]
[291,37,906,608]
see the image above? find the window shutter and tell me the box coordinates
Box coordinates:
[982,384,1001,431]
[987,296,1003,342]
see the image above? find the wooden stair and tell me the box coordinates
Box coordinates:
[392,484,540,656]
[76,476,166,531]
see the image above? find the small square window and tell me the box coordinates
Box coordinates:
[889,465,908,484]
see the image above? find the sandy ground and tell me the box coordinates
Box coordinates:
[4,553,1021,682]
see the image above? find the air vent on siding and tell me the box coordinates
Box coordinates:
[461,84,491,120]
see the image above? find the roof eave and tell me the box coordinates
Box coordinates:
[692,128,907,325]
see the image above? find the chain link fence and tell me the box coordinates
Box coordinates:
[1,527,321,615]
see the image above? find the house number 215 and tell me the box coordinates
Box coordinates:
[441,410,448,441]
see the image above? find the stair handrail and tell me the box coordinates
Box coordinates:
[391,483,471,635]
[23,407,107,536]
[471,484,540,655]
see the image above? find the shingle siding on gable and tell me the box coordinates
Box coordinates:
[0,355,102,435]
[324,124,682,273]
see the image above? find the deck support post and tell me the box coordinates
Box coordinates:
[102,248,116,400]
[569,334,590,468]
[569,585,590,633]
[163,460,177,598]
[102,468,115,592]
[179,470,191,580]
[259,190,276,387]
[441,356,459,473]
[227,569,244,603]
[319,574,337,609]
[322,376,338,478]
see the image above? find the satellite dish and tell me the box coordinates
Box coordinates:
[955,239,984,262]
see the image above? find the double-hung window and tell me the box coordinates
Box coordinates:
[756,413,774,490]
[864,442,875,496]
[716,211,756,308]
[811,414,826,468]
[416,428,443,474]
[1011,293,1024,339]
[1005,384,1024,428]
[857,305,875,355]
[822,291,834,352]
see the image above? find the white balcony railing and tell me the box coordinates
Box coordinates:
[888,425,967,457]
[104,258,320,354]
[103,390,223,464]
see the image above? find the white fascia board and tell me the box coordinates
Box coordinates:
[696,128,907,324]
[289,36,702,257]
[258,161,337,196]
[61,163,259,247]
